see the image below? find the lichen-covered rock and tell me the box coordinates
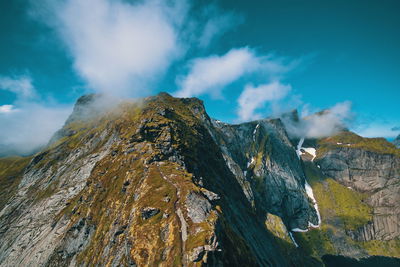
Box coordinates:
[141,207,160,220]
[207,118,319,230]
[394,134,400,148]
[2,93,397,266]
[316,144,400,241]
[186,192,212,223]
[1,93,306,266]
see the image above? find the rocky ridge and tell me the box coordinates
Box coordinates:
[0,93,399,266]
[394,134,400,148]
[0,93,320,266]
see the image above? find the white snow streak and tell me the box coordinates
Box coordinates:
[289,138,322,248]
[303,147,316,161]
[291,228,308,233]
[253,123,260,142]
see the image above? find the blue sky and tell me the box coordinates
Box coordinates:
[0,0,399,154]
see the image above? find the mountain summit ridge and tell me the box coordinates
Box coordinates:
[0,93,399,266]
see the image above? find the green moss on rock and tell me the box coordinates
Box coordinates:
[317,131,400,158]
[0,156,31,210]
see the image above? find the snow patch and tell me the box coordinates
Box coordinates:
[291,228,308,232]
[303,147,316,161]
[247,157,255,168]
[305,181,322,227]
[253,123,260,142]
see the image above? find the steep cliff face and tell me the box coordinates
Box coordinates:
[289,131,400,260]
[394,135,400,148]
[207,119,318,230]
[0,93,320,266]
[316,132,400,242]
[0,93,399,266]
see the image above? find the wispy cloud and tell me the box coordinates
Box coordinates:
[51,0,187,96]
[0,105,16,114]
[0,75,71,155]
[353,121,400,138]
[0,75,37,100]
[30,0,241,97]
[281,101,353,139]
[175,47,260,98]
[237,81,291,121]
[174,47,297,98]
[197,7,243,48]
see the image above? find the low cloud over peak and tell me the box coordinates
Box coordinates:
[237,81,291,122]
[53,0,185,96]
[282,101,353,139]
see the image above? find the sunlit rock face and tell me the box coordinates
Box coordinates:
[316,145,400,241]
[0,93,399,266]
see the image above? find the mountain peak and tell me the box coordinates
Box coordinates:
[1,93,399,266]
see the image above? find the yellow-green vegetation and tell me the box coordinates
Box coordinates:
[247,130,272,194]
[265,213,291,242]
[305,162,372,231]
[317,131,400,158]
[263,213,324,266]
[51,93,221,266]
[323,179,372,230]
[360,239,400,258]
[293,227,336,259]
[289,162,377,260]
[0,156,31,210]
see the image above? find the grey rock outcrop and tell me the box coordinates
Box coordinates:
[0,93,320,266]
[316,146,400,241]
[394,134,400,148]
[207,118,319,230]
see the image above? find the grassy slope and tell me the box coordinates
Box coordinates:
[0,156,31,210]
[317,131,400,158]
[291,161,400,259]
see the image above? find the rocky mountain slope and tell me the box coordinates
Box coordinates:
[394,134,400,148]
[0,93,399,266]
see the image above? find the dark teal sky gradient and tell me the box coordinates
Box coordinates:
[0,0,399,135]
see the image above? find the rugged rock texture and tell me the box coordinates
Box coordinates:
[316,133,400,242]
[394,134,400,148]
[208,118,318,230]
[0,93,398,266]
[0,93,320,266]
[291,133,400,260]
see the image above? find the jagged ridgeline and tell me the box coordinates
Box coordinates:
[0,93,399,266]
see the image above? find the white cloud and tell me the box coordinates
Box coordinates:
[175,46,301,101]
[0,75,37,100]
[175,47,261,98]
[0,75,72,155]
[236,81,291,121]
[353,121,400,138]
[0,103,72,156]
[304,101,353,138]
[198,9,242,48]
[282,101,353,139]
[47,0,189,96]
[0,105,16,113]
